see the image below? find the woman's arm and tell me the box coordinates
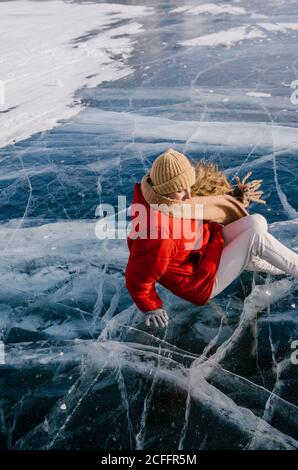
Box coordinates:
[125,234,176,313]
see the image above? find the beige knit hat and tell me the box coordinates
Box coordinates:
[149,148,196,195]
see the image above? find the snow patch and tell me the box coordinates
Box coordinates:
[172,3,246,16]
[246,92,272,98]
[180,26,266,47]
[0,0,153,149]
[258,22,298,32]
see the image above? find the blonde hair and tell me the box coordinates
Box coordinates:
[191,160,233,197]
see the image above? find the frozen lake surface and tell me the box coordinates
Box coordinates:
[1,0,298,450]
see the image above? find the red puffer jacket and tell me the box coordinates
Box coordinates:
[125,183,225,313]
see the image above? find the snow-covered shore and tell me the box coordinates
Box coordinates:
[0,0,153,149]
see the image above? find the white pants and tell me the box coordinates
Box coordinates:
[210,214,298,298]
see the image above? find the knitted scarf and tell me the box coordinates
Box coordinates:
[140,173,249,225]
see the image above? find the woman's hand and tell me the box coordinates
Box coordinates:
[144,308,169,328]
[232,171,266,206]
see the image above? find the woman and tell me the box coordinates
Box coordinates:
[125,148,298,328]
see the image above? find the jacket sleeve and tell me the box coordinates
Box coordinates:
[125,234,176,313]
[192,194,249,225]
